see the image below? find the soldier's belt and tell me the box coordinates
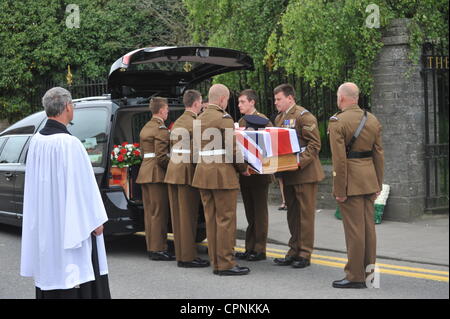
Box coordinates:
[171,149,191,154]
[199,149,226,156]
[144,153,156,158]
[347,151,373,159]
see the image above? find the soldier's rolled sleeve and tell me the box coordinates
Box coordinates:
[298,116,321,169]
[372,121,384,191]
[329,122,347,197]
[155,129,170,169]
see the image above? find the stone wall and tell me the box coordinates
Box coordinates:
[371,18,426,221]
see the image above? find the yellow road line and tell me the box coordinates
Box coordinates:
[251,245,449,276]
[135,232,449,282]
[261,249,449,283]
[311,254,449,276]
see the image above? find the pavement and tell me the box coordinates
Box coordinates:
[236,200,450,267]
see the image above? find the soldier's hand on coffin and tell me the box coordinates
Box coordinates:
[241,167,251,176]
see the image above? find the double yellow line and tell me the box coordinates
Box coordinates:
[248,246,449,283]
[138,232,449,283]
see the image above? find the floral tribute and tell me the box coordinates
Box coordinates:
[110,142,142,168]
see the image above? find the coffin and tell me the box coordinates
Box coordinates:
[235,127,302,174]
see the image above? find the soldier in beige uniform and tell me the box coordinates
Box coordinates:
[136,97,174,261]
[165,90,210,268]
[235,89,273,262]
[272,84,325,268]
[192,84,250,276]
[328,82,384,288]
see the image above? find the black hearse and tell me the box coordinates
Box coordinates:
[0,46,254,237]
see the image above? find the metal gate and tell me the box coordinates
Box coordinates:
[422,42,449,213]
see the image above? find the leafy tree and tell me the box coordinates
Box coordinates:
[265,0,394,94]
[184,0,448,96]
[0,0,189,123]
[183,0,288,99]
[2,0,447,123]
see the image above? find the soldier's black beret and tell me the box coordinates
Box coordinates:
[243,114,269,130]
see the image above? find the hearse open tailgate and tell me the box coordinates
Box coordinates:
[108,46,254,99]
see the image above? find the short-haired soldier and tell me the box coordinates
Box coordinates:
[165,90,210,268]
[192,84,250,276]
[328,82,384,289]
[272,84,325,269]
[235,89,273,262]
[136,97,175,261]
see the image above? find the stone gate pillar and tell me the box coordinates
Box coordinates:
[371,18,426,221]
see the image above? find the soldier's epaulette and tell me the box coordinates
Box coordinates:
[329,116,339,121]
[223,114,232,119]
[300,109,310,116]
[329,112,341,122]
[159,125,168,129]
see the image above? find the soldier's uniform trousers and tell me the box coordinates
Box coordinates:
[338,194,377,282]
[199,189,238,271]
[168,184,200,262]
[241,184,269,254]
[141,183,169,252]
[283,182,318,260]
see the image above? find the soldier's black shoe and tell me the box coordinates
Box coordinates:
[291,257,310,268]
[216,266,250,276]
[149,251,176,261]
[178,258,210,268]
[247,252,266,261]
[332,279,366,289]
[273,255,295,266]
[235,251,251,260]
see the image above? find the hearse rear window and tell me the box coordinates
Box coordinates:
[68,108,109,166]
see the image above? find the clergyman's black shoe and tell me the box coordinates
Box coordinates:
[291,257,311,269]
[273,255,295,266]
[216,265,250,276]
[332,279,366,289]
[149,251,176,261]
[247,252,266,261]
[235,251,251,260]
[178,258,210,268]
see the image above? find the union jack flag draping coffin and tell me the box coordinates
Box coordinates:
[235,127,304,174]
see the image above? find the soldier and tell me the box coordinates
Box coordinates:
[192,84,250,276]
[235,89,273,262]
[272,84,325,269]
[328,82,384,288]
[165,90,210,268]
[136,97,175,261]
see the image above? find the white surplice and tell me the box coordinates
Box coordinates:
[20,133,109,290]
